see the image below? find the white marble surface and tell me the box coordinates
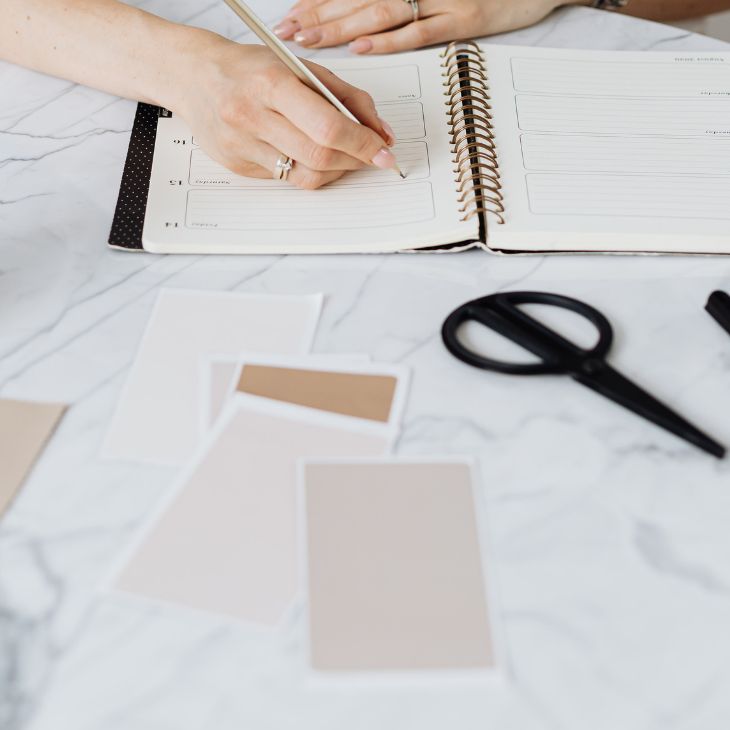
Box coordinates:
[2,3,730,729]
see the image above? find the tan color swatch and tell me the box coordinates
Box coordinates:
[237,365,397,423]
[115,405,389,625]
[0,399,66,518]
[304,461,495,673]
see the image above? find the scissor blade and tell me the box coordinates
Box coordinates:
[574,365,725,459]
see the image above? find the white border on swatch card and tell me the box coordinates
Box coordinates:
[101,288,323,463]
[197,351,374,438]
[100,395,397,632]
[197,354,244,438]
[295,456,510,691]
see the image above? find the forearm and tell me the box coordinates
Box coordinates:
[582,0,730,21]
[0,0,212,109]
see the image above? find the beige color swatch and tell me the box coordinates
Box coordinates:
[237,365,398,423]
[304,461,495,673]
[0,399,66,518]
[115,403,389,625]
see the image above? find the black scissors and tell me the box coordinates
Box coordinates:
[442,291,725,459]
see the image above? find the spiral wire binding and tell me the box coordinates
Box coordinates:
[440,41,505,225]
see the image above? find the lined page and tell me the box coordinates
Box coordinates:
[486,46,730,253]
[142,52,476,254]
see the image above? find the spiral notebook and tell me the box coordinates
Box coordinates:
[109,44,730,255]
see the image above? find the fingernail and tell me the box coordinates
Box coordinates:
[274,19,300,37]
[294,28,322,46]
[349,38,373,54]
[372,148,397,170]
[379,118,396,146]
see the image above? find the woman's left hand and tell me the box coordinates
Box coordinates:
[274,0,564,54]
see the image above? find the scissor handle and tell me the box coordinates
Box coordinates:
[441,291,614,375]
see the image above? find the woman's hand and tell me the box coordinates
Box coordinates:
[175,35,397,189]
[274,0,567,54]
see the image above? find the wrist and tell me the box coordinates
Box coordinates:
[150,23,227,113]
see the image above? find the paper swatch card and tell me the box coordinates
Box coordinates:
[201,353,373,432]
[302,460,499,676]
[103,289,322,466]
[237,364,399,423]
[112,399,392,625]
[0,399,66,518]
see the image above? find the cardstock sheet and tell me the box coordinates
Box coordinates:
[200,353,372,433]
[103,289,322,466]
[302,461,497,677]
[112,399,391,626]
[0,399,66,518]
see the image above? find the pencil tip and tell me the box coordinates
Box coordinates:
[399,171,407,180]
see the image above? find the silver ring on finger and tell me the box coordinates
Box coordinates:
[274,153,295,182]
[404,0,419,21]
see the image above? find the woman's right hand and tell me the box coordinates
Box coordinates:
[172,35,397,189]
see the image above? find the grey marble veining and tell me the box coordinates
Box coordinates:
[1,3,730,730]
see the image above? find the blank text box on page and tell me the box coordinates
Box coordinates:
[334,65,422,102]
[186,183,435,231]
[377,102,426,140]
[511,57,730,97]
[521,134,730,174]
[516,95,730,136]
[526,173,730,219]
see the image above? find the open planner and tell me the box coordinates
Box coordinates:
[109,43,730,255]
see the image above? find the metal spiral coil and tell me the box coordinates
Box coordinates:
[440,41,504,225]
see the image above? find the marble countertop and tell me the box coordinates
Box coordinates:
[2,3,730,729]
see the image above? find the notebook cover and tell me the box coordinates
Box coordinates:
[108,103,169,251]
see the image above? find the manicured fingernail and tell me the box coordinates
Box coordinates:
[379,118,396,146]
[294,28,322,46]
[274,19,300,37]
[349,38,373,54]
[372,148,397,170]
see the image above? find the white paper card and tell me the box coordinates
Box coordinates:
[103,289,322,465]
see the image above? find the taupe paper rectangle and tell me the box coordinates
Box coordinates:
[0,399,66,518]
[237,365,398,423]
[115,403,389,625]
[304,461,495,673]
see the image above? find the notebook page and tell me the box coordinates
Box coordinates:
[484,46,730,254]
[142,51,477,254]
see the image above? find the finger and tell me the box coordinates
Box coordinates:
[270,75,398,171]
[306,62,394,145]
[287,0,329,13]
[262,111,366,171]
[218,160,272,180]
[275,0,360,38]
[280,0,375,33]
[351,14,455,54]
[260,142,345,189]
[292,0,411,48]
